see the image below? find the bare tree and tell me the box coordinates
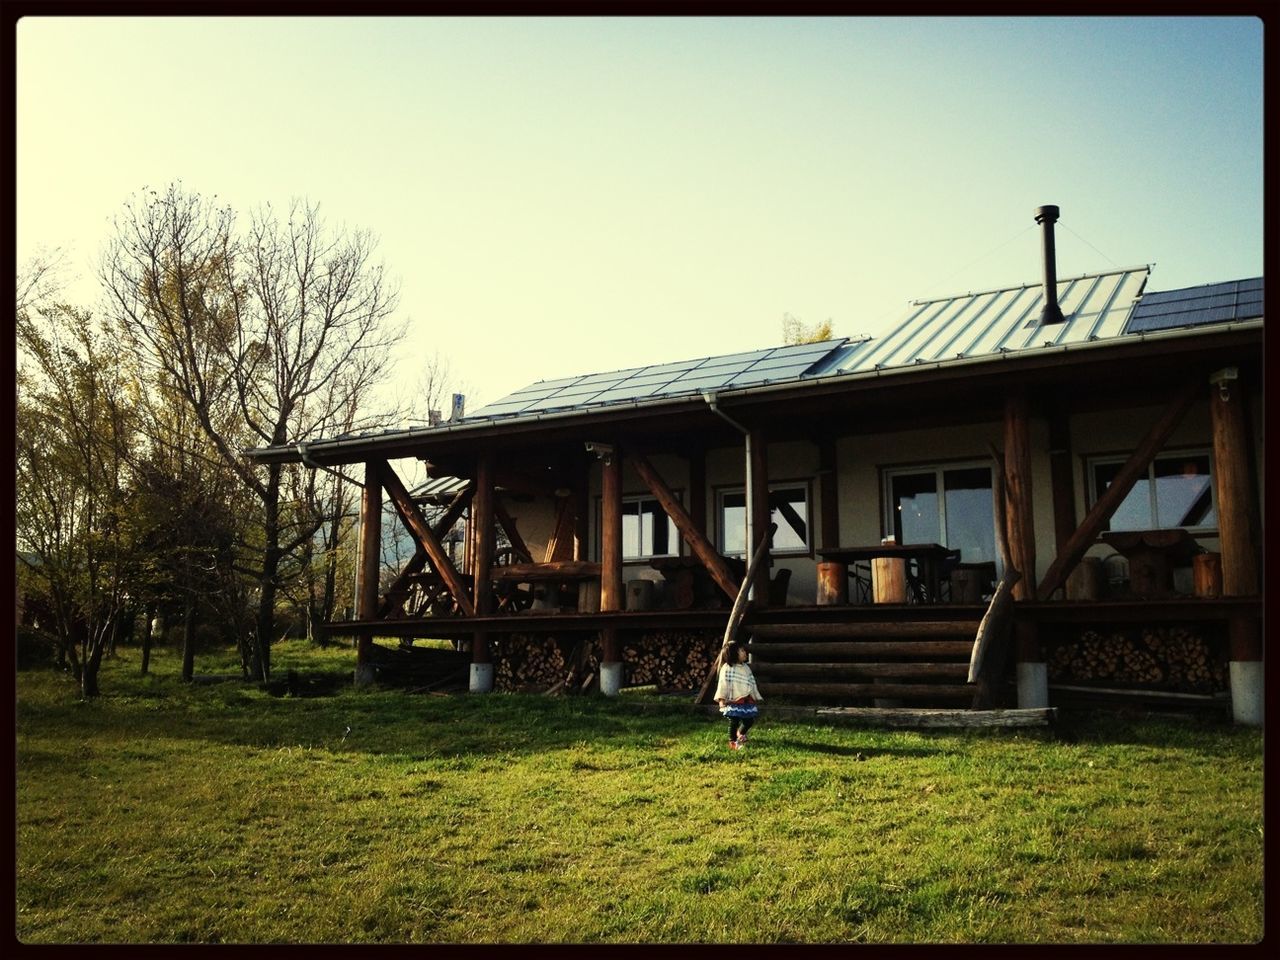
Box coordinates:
[103,183,405,679]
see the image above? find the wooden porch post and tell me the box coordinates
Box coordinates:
[470,453,495,693]
[355,460,382,686]
[573,456,590,562]
[599,447,624,695]
[1047,405,1077,555]
[1004,394,1046,708]
[748,429,771,607]
[1210,367,1262,725]
[689,447,707,538]
[818,438,839,550]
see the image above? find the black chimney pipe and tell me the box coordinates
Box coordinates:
[1035,204,1067,325]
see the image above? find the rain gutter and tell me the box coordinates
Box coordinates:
[703,391,756,600]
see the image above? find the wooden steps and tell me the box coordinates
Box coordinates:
[747,619,981,707]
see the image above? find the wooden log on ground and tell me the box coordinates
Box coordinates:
[813,707,1057,728]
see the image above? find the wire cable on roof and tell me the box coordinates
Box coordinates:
[914,223,1037,301]
[1058,221,1121,270]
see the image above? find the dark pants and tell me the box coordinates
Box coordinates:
[728,716,755,740]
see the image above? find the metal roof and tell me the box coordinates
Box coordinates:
[411,475,471,503]
[467,338,851,420]
[808,266,1151,376]
[1124,277,1263,334]
[244,265,1262,464]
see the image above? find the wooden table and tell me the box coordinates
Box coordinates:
[1099,529,1201,598]
[818,544,952,603]
[491,561,602,613]
[649,555,747,609]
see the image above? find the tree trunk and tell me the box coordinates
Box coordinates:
[252,463,283,682]
[140,603,155,675]
[81,625,106,698]
[181,603,196,683]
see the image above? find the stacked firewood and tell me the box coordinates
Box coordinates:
[495,634,569,691]
[622,630,718,691]
[1047,625,1226,692]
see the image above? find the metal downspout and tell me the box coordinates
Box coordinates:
[702,391,755,601]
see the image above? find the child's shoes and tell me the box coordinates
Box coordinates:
[728,739,740,750]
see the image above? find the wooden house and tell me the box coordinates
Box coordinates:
[244,208,1263,724]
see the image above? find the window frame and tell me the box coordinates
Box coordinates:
[714,478,814,558]
[593,491,683,561]
[1084,447,1218,535]
[880,459,1000,570]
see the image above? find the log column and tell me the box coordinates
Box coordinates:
[1210,368,1262,725]
[1005,394,1046,708]
[599,446,624,696]
[469,453,495,693]
[355,460,382,687]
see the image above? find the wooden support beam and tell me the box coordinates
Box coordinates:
[378,461,475,617]
[357,461,382,672]
[748,429,771,606]
[986,443,1016,579]
[818,438,839,550]
[1209,369,1260,597]
[379,485,476,618]
[688,447,707,538]
[1035,379,1200,601]
[543,496,576,564]
[1003,394,1036,601]
[630,450,739,601]
[600,449,624,613]
[472,454,495,616]
[572,462,590,562]
[1047,405,1077,552]
[494,499,533,563]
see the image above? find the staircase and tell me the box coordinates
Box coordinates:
[747,618,982,707]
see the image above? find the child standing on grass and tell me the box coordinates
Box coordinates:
[714,640,763,750]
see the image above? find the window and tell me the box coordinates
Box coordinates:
[1088,451,1216,532]
[883,463,997,565]
[595,494,679,560]
[717,483,811,556]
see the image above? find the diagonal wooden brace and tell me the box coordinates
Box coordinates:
[629,449,739,601]
[377,461,475,617]
[1036,380,1200,601]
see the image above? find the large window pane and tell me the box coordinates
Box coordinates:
[891,472,939,544]
[1093,461,1153,531]
[943,467,995,563]
[720,491,746,555]
[639,498,675,555]
[1153,455,1215,528]
[769,486,808,552]
[621,502,642,558]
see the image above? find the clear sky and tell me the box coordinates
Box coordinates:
[16,16,1264,412]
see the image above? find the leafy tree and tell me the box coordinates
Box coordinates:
[16,300,139,697]
[781,312,834,345]
[102,183,405,679]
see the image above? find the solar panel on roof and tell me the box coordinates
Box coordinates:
[1124,277,1262,334]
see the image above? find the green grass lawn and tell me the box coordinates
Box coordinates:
[16,638,1263,944]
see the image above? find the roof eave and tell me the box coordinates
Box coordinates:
[242,317,1262,466]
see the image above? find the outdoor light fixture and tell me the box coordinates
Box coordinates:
[584,441,615,462]
[1210,366,1239,401]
